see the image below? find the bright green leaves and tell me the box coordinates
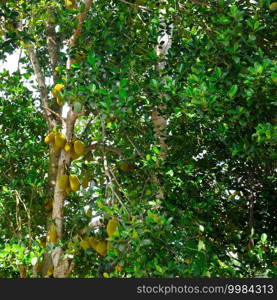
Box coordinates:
[252,123,277,144]
[227,84,238,98]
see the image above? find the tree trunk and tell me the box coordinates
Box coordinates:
[151,4,173,201]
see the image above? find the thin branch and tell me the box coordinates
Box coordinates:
[45,106,66,126]
[109,168,131,203]
[15,191,22,238]
[126,135,144,160]
[15,190,32,246]
[117,0,150,11]
[87,143,123,156]
[68,0,93,49]
[80,114,94,140]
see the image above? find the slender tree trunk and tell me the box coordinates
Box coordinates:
[151,4,173,201]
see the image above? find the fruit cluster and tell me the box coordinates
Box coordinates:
[45,131,86,158]
[78,218,119,256]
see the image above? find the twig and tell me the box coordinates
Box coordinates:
[126,135,144,160]
[45,106,66,125]
[68,0,93,48]
[118,0,150,11]
[109,168,131,203]
[87,143,123,156]
[80,114,94,140]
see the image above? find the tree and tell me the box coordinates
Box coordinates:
[0,0,276,278]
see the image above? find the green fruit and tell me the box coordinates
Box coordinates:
[269,2,277,11]
[58,174,69,191]
[74,140,85,156]
[106,218,119,237]
[69,174,81,191]
[55,132,67,148]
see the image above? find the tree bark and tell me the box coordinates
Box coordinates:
[151,4,173,201]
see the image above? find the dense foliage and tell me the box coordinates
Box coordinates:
[0,0,276,278]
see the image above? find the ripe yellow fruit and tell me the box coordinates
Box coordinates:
[74,140,85,156]
[65,185,72,195]
[269,2,277,11]
[106,218,119,237]
[53,142,62,153]
[65,0,76,9]
[52,84,64,98]
[64,142,71,152]
[107,241,112,251]
[44,132,55,144]
[69,147,80,160]
[88,237,99,251]
[80,239,90,251]
[96,241,107,256]
[55,132,67,149]
[58,174,69,191]
[69,174,80,191]
[48,224,57,243]
[47,266,54,277]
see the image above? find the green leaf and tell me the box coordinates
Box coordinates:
[228,85,238,98]
[261,233,267,243]
[198,240,206,251]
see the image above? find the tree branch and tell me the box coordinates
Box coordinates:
[118,0,150,11]
[26,46,52,129]
[46,8,60,82]
[68,0,93,48]
[45,106,66,126]
[87,143,123,156]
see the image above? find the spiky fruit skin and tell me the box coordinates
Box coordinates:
[86,237,99,251]
[107,241,112,251]
[96,241,107,256]
[74,140,85,156]
[107,218,119,237]
[64,142,71,152]
[269,2,277,11]
[44,132,56,144]
[48,224,57,243]
[55,132,67,149]
[80,239,90,251]
[69,174,81,191]
[52,84,64,98]
[65,185,72,195]
[53,142,62,153]
[69,147,80,160]
[65,0,76,9]
[58,174,69,191]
